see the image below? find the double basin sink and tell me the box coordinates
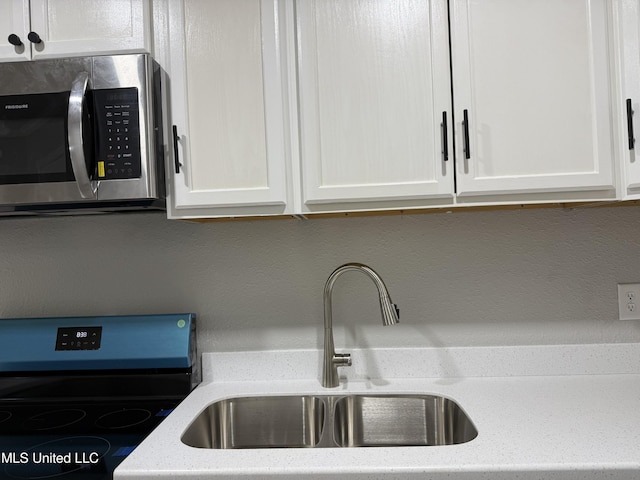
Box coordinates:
[181,394,477,449]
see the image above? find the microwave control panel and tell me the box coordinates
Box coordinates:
[93,88,142,179]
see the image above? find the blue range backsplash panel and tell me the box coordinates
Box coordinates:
[0,313,195,372]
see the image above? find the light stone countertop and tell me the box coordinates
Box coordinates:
[115,344,640,480]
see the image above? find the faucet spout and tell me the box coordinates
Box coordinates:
[322,263,399,388]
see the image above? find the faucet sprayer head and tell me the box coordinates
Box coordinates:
[380,295,400,326]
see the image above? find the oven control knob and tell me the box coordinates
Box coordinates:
[27,31,42,44]
[7,34,22,47]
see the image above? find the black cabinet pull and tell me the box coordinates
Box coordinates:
[172,125,181,174]
[627,99,635,151]
[463,109,471,159]
[441,111,449,161]
[7,34,22,47]
[27,32,42,43]
[27,32,42,44]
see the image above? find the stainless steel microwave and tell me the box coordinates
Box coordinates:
[0,53,164,215]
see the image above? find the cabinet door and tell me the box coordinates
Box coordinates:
[28,0,150,59]
[0,0,30,62]
[619,0,640,196]
[451,0,616,199]
[296,0,453,211]
[167,0,290,217]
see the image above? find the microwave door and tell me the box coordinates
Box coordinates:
[0,86,97,206]
[67,71,98,200]
[0,92,80,202]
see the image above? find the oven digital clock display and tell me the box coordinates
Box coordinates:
[55,326,102,351]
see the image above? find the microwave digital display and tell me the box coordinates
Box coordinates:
[104,90,138,103]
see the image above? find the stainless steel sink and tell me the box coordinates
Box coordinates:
[333,395,478,447]
[182,394,477,449]
[181,395,325,449]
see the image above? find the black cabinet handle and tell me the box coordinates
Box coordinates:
[463,109,471,159]
[441,111,449,161]
[7,34,22,47]
[172,125,181,174]
[627,99,635,151]
[27,31,42,44]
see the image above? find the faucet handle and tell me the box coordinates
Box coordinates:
[333,353,352,367]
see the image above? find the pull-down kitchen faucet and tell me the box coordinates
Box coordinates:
[322,263,400,388]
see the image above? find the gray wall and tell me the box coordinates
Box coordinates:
[1,205,639,353]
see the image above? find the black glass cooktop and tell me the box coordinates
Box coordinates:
[0,399,179,480]
[0,434,143,479]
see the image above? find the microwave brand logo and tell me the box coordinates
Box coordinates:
[4,104,28,110]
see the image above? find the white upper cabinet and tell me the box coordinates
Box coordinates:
[160,0,625,219]
[0,0,150,62]
[450,0,617,202]
[0,1,30,61]
[165,0,291,218]
[618,0,640,197]
[296,0,454,212]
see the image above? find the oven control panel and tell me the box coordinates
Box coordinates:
[93,87,142,179]
[55,326,102,351]
[0,313,195,372]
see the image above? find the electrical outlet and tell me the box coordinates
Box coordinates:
[617,284,640,320]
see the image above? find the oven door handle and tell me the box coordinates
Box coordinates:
[68,71,98,199]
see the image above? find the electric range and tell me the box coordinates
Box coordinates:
[0,313,198,480]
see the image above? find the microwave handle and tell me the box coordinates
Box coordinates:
[68,71,98,199]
